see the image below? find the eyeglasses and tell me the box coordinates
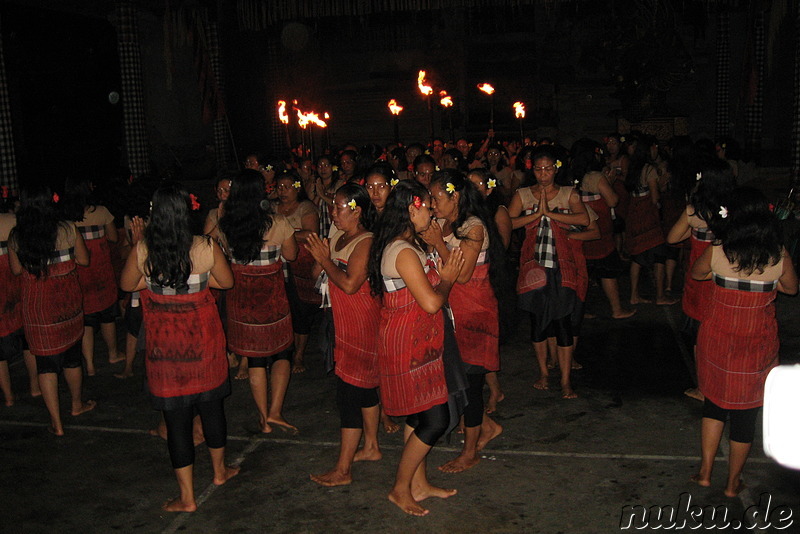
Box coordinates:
[416,170,434,176]
[318,162,331,168]
[365,183,389,191]
[533,165,556,172]
[216,187,230,194]
[276,184,295,190]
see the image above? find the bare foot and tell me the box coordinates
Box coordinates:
[724,479,746,498]
[561,388,578,399]
[114,371,133,379]
[310,470,352,487]
[292,363,306,374]
[213,465,240,486]
[656,297,679,306]
[412,483,457,502]
[149,426,168,441]
[48,425,64,437]
[546,359,557,370]
[354,446,382,462]
[612,309,637,319]
[533,376,549,390]
[583,312,597,319]
[30,388,42,398]
[109,354,125,364]
[382,417,400,434]
[690,473,711,487]
[71,400,96,416]
[477,421,503,451]
[438,454,479,473]
[388,490,428,516]
[265,416,298,434]
[162,497,197,513]
[234,367,249,380]
[486,392,504,414]
[86,367,96,377]
[630,296,652,305]
[683,388,704,402]
[571,361,583,370]
[227,352,238,368]
[4,396,14,407]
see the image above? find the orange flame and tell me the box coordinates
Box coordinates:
[417,70,433,96]
[324,112,330,120]
[388,99,403,115]
[513,101,525,119]
[278,100,289,124]
[306,111,327,128]
[439,90,453,107]
[477,83,495,95]
[296,109,309,129]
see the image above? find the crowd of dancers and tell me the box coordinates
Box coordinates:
[0,130,795,516]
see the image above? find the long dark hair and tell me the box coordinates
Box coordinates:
[625,137,654,192]
[368,180,428,297]
[712,187,783,275]
[429,169,509,302]
[60,176,97,222]
[336,183,377,231]
[567,138,605,190]
[467,168,503,217]
[689,156,737,225]
[11,184,63,278]
[219,169,274,264]
[143,183,195,288]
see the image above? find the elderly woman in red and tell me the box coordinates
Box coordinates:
[9,185,94,435]
[690,187,797,497]
[423,170,505,473]
[121,183,238,512]
[306,183,382,486]
[368,180,465,516]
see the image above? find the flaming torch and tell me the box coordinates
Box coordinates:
[513,101,526,140]
[388,99,403,143]
[296,107,309,158]
[477,83,495,131]
[306,111,327,160]
[418,70,435,143]
[439,90,454,143]
[323,112,331,151]
[278,100,291,151]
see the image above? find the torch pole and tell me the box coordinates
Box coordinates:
[394,115,400,144]
[428,96,435,144]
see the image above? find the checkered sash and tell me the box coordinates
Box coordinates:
[630,185,650,198]
[792,8,800,184]
[78,224,106,240]
[0,240,6,255]
[319,202,332,237]
[146,272,209,295]
[580,191,601,202]
[692,227,714,242]
[315,259,346,309]
[0,16,18,191]
[231,244,281,266]
[715,11,731,139]
[534,216,557,269]
[115,1,151,179]
[50,247,74,265]
[130,291,140,308]
[383,262,431,293]
[712,273,776,293]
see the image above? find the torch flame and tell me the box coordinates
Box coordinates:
[388,99,403,115]
[306,111,327,128]
[324,112,330,119]
[278,100,289,124]
[296,109,309,129]
[513,101,526,119]
[417,70,433,96]
[477,83,495,95]
[440,91,453,108]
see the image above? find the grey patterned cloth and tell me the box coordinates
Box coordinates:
[146,272,209,295]
[50,247,75,265]
[230,245,281,266]
[712,273,777,293]
[78,225,106,240]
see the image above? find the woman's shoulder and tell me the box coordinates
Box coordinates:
[582,171,603,191]
[299,200,317,215]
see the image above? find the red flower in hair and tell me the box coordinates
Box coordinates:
[1,186,8,199]
[524,159,533,170]
[189,193,201,211]
[407,164,414,172]
[769,203,775,212]
[378,153,387,161]
[52,193,60,203]
[412,196,422,209]
[358,178,365,186]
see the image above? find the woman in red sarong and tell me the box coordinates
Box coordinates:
[604,133,630,256]
[667,158,737,400]
[508,147,591,399]
[8,185,94,435]
[306,183,382,486]
[275,173,321,374]
[423,170,505,474]
[219,170,299,434]
[368,180,465,517]
[62,177,121,375]
[690,187,797,498]
[120,184,238,513]
[624,135,677,306]
[0,202,23,406]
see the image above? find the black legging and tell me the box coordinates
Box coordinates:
[702,398,760,444]
[464,373,486,428]
[531,313,572,346]
[336,377,379,429]
[162,398,227,469]
[406,401,451,447]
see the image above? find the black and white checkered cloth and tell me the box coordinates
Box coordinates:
[130,291,140,308]
[78,225,106,240]
[745,10,765,154]
[0,240,7,255]
[715,11,731,140]
[319,202,332,237]
[0,16,18,191]
[580,191,601,202]
[231,245,281,266]
[116,1,151,180]
[146,272,210,295]
[50,248,75,265]
[534,216,557,269]
[792,8,800,184]
[712,273,777,293]
[692,227,714,242]
[315,259,347,309]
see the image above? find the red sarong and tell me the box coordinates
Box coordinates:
[78,238,118,315]
[291,247,322,305]
[518,218,588,301]
[696,285,778,410]
[378,269,448,416]
[227,262,292,357]
[624,194,665,256]
[140,288,228,398]
[0,254,21,337]
[582,197,615,260]
[449,263,499,370]
[20,261,83,356]
[331,280,380,388]
[682,237,712,321]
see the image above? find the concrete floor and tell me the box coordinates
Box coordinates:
[1,269,799,534]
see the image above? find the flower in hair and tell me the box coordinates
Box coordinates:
[595,147,604,155]
[1,186,8,199]
[555,160,562,169]
[487,178,497,189]
[407,164,414,172]
[412,196,423,209]
[524,159,533,170]
[424,150,431,155]
[52,192,60,203]
[332,165,339,172]
[696,172,702,181]
[390,178,399,187]
[445,182,455,194]
[347,199,357,211]
[619,136,626,143]
[435,166,441,171]
[264,164,273,172]
[189,193,201,211]
[292,180,301,189]
[378,153,387,161]
[719,206,728,219]
[769,203,775,212]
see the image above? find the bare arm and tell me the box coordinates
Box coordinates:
[8,247,22,276]
[104,221,119,244]
[396,247,464,314]
[547,190,591,227]
[120,245,146,292]
[667,208,692,244]
[295,210,320,244]
[208,240,233,289]
[509,190,541,229]
[495,206,512,250]
[281,232,298,262]
[690,245,713,281]
[597,175,618,208]
[73,227,90,267]
[453,225,483,283]
[778,249,798,295]
[307,234,372,295]
[568,217,601,241]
